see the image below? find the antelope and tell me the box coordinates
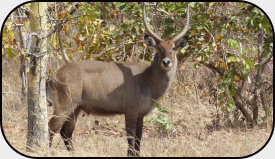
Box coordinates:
[47,2,190,157]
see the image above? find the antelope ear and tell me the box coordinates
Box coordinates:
[175,36,188,50]
[144,35,157,47]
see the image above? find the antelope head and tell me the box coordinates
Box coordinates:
[143,3,190,71]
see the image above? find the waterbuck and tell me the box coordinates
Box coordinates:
[47,3,190,157]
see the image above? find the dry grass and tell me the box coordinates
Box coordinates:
[2,57,273,157]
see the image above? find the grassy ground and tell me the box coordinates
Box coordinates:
[2,57,273,157]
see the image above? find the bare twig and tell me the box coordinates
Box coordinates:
[239,41,243,55]
[204,26,216,45]
[143,45,147,60]
[131,44,135,58]
[156,8,175,20]
[57,28,70,64]
[191,67,199,103]
[123,44,126,61]
[197,46,209,54]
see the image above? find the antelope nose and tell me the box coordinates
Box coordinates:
[162,58,171,67]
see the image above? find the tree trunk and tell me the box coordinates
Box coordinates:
[26,2,49,153]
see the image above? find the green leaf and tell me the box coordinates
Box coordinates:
[160,109,169,114]
[194,63,200,69]
[206,50,212,57]
[240,50,243,55]
[224,77,231,84]
[155,103,160,108]
[198,37,205,41]
[245,63,250,69]
[227,104,233,112]
[242,70,248,76]
[218,93,225,99]
[221,107,225,112]
[238,2,244,7]
[131,27,136,34]
[250,19,254,26]
[163,19,174,26]
[259,23,262,28]
[120,23,128,31]
[227,56,239,63]
[209,2,214,7]
[115,2,125,8]
[227,39,239,48]
[166,27,175,35]
[227,98,235,112]
[165,123,174,130]
[190,29,197,36]
[6,48,15,59]
[230,85,235,96]
[246,60,255,66]
[219,83,227,90]
[131,34,136,39]
[197,56,202,61]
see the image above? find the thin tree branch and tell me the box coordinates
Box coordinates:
[50,2,80,64]
[204,26,216,44]
[260,53,273,66]
[156,8,175,20]
[57,27,70,64]
[42,2,79,40]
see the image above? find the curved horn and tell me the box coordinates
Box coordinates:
[142,2,162,42]
[172,3,190,42]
